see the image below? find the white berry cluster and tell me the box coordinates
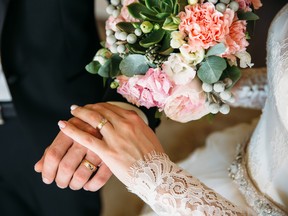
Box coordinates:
[106,0,121,18]
[208,0,240,12]
[105,2,142,55]
[202,78,235,115]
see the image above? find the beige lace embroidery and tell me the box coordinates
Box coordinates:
[127,152,246,216]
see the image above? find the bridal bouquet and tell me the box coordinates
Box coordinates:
[87,0,262,123]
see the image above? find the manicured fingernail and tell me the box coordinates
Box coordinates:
[42,177,51,184]
[70,104,79,111]
[58,120,66,129]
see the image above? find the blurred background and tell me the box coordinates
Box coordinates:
[95,1,261,216]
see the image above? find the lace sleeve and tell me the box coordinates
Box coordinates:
[126,152,246,216]
[230,67,267,110]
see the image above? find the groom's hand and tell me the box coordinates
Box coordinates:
[34,117,112,191]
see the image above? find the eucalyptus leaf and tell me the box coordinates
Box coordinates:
[206,43,226,57]
[119,54,149,77]
[97,60,110,78]
[238,11,259,21]
[197,56,227,84]
[139,28,165,48]
[85,61,101,74]
[109,54,122,77]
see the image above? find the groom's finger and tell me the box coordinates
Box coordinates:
[83,164,112,192]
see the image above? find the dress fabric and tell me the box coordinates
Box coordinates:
[126,4,288,216]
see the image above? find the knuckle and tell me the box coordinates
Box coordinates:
[45,148,62,164]
[58,161,73,174]
[73,172,88,183]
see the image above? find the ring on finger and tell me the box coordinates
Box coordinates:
[81,159,97,172]
[97,118,108,131]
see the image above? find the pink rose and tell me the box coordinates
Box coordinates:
[117,68,174,109]
[164,78,209,123]
[178,2,234,52]
[223,20,249,60]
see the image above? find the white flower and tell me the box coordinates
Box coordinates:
[93,48,112,65]
[162,53,196,85]
[188,0,198,5]
[170,31,185,49]
[235,51,254,68]
[180,44,205,66]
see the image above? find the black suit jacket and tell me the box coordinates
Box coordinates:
[1,0,159,149]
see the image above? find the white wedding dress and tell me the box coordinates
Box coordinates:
[126,4,288,216]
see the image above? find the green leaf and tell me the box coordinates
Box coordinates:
[145,0,159,11]
[119,54,149,77]
[139,28,166,48]
[126,43,147,54]
[159,31,174,55]
[97,55,122,78]
[156,12,171,20]
[175,0,186,13]
[128,3,154,20]
[109,55,122,77]
[238,11,259,21]
[197,56,227,84]
[140,12,163,22]
[116,22,136,33]
[206,43,226,57]
[221,65,241,89]
[85,61,101,74]
[97,60,110,78]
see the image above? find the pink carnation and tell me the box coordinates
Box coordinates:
[164,78,209,123]
[178,2,234,52]
[223,20,249,60]
[117,68,173,109]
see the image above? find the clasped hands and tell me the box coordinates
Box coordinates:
[34,103,164,189]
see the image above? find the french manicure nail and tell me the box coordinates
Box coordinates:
[70,104,79,111]
[58,120,66,129]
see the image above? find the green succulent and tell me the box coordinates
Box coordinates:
[116,0,187,63]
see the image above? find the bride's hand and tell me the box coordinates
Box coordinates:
[58,103,164,185]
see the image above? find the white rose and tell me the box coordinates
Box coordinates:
[162,53,196,85]
[170,31,185,49]
[180,44,205,66]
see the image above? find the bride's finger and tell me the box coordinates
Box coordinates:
[58,120,106,156]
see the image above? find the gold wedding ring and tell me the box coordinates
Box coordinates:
[81,159,97,172]
[97,118,108,130]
